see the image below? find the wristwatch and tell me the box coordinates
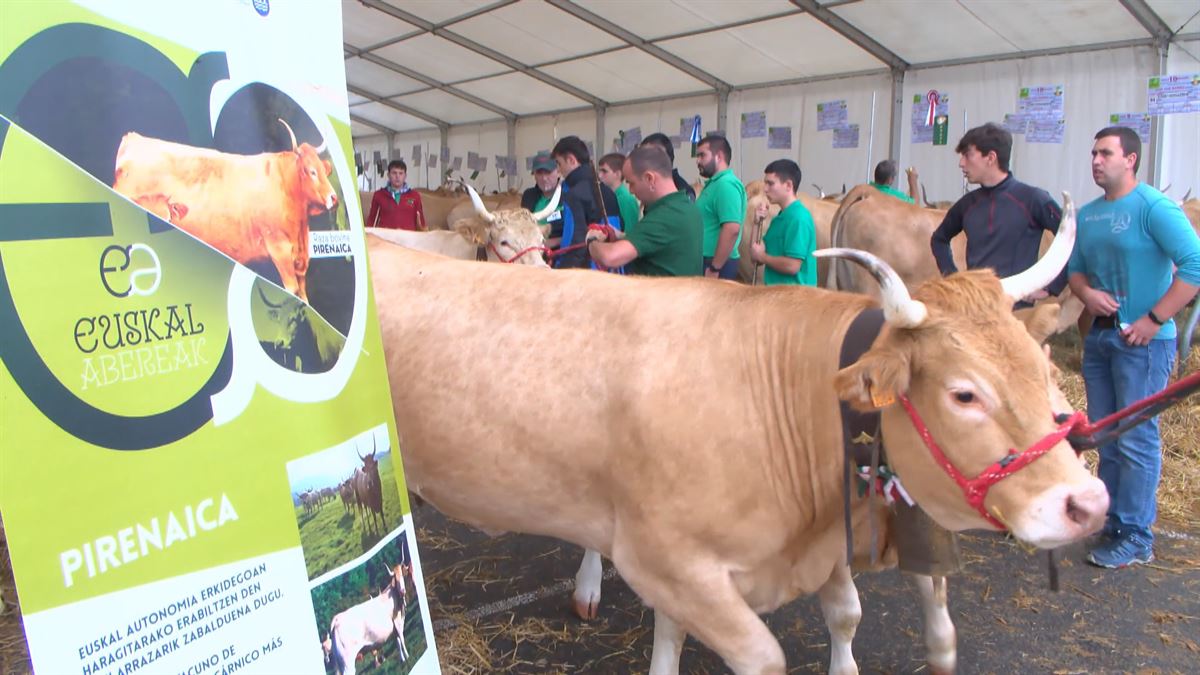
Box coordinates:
[708,263,723,274]
[1147,309,1164,325]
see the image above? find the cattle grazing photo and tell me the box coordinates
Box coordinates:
[310,535,427,675]
[286,427,406,580]
[253,279,346,373]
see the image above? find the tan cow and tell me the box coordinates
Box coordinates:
[1183,198,1199,236]
[324,563,411,674]
[445,191,522,230]
[367,184,557,266]
[368,193,1106,674]
[114,119,336,304]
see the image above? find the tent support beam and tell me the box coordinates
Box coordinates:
[887,67,904,168]
[1147,40,1169,189]
[350,114,397,136]
[347,84,450,130]
[544,0,732,95]
[507,118,517,190]
[789,0,909,71]
[346,48,517,121]
[359,0,606,108]
[595,105,607,159]
[717,91,729,137]
[1118,0,1174,42]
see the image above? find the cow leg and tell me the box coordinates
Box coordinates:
[817,564,861,675]
[649,609,686,675]
[393,610,409,662]
[618,560,784,674]
[906,573,956,675]
[573,548,602,620]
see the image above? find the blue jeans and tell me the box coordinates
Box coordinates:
[1081,329,1176,544]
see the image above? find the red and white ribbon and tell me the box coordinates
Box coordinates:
[925,90,940,126]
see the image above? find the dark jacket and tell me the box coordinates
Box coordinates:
[672,169,697,202]
[930,173,1066,302]
[555,164,622,269]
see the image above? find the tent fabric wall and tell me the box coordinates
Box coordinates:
[599,95,718,187]
[1161,46,1200,198]
[727,73,892,197]
[902,46,1161,209]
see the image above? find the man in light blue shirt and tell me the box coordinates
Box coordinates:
[1068,126,1200,569]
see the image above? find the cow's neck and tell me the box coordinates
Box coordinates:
[741,290,877,532]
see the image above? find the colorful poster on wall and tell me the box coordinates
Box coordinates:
[833,124,860,149]
[1108,113,1152,142]
[740,111,767,138]
[1147,73,1200,115]
[767,126,792,150]
[1003,113,1029,135]
[1018,85,1065,119]
[911,92,950,143]
[817,100,848,131]
[0,3,440,675]
[1027,117,1066,144]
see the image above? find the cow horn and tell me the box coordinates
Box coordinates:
[814,248,927,327]
[465,182,495,224]
[1182,187,1192,203]
[530,183,562,221]
[921,183,934,208]
[256,284,285,309]
[1000,191,1075,302]
[278,118,298,151]
[812,183,826,199]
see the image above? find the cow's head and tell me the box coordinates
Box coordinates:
[133,193,189,224]
[278,118,338,214]
[826,192,1108,549]
[453,183,555,267]
[256,285,307,352]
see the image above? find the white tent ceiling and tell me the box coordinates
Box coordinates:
[344,0,1200,136]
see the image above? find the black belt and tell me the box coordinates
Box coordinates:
[1093,315,1117,330]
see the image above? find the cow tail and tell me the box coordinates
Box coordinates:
[826,185,873,290]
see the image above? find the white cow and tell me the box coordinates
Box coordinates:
[324,563,410,674]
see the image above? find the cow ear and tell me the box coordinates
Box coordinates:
[453,219,487,245]
[834,346,911,412]
[323,159,332,175]
[169,202,188,222]
[1014,301,1060,345]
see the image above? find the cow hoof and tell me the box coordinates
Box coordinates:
[573,595,599,621]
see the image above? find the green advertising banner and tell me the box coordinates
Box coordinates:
[0,2,439,673]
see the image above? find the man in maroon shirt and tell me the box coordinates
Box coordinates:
[367,160,425,230]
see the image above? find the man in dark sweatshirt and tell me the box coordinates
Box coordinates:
[550,135,622,270]
[930,122,1065,307]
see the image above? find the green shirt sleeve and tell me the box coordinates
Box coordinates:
[781,207,815,260]
[713,179,746,226]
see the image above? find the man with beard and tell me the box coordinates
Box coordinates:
[521,150,563,245]
[929,122,1064,307]
[694,134,745,280]
[550,136,622,270]
[1068,125,1200,569]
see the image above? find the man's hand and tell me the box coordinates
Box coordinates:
[585,224,615,245]
[754,202,769,222]
[704,267,720,279]
[1023,289,1050,302]
[905,166,917,179]
[1121,316,1159,346]
[585,229,607,245]
[1079,287,1120,317]
[749,242,766,264]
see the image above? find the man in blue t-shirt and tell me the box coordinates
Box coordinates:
[1068,126,1200,569]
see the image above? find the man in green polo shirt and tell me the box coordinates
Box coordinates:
[598,152,640,235]
[870,159,915,204]
[694,134,745,280]
[749,159,816,286]
[586,146,702,277]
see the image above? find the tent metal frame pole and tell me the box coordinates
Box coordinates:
[1147,40,1169,188]
[887,68,904,172]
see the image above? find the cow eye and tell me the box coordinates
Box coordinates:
[499,240,511,249]
[953,391,976,404]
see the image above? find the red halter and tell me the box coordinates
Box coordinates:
[896,394,1087,530]
[487,241,548,264]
